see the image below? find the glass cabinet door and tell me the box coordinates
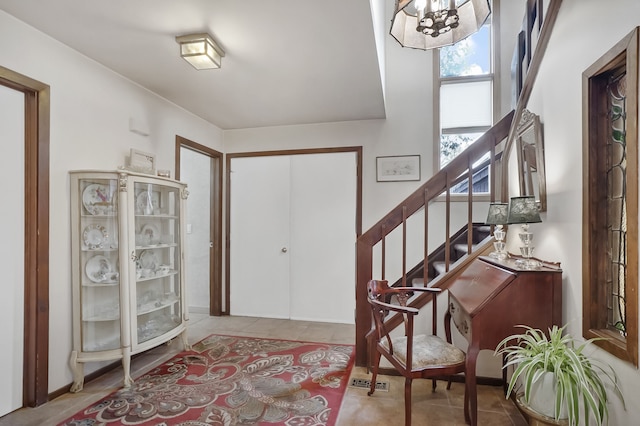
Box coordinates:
[77,178,121,352]
[133,181,182,345]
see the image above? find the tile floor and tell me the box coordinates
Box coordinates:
[0,314,527,425]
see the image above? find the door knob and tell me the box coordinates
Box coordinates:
[281,247,288,253]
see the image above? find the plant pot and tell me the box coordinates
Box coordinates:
[527,371,568,420]
[516,394,568,426]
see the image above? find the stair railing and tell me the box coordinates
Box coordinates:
[355,110,514,366]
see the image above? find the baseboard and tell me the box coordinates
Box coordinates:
[188,306,210,314]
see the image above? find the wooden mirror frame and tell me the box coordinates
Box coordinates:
[515,109,547,211]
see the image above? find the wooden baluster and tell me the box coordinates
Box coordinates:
[402,206,407,287]
[381,224,386,280]
[424,189,429,287]
[467,159,473,254]
[445,173,451,272]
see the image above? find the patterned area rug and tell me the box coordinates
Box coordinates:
[59,334,354,426]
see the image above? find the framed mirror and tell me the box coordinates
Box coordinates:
[516,109,547,211]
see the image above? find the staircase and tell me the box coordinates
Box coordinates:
[355,111,514,367]
[392,223,492,288]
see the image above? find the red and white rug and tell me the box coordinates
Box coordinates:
[59,334,354,425]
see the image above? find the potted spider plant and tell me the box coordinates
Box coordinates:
[495,325,625,426]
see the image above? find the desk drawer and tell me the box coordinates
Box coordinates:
[449,297,471,339]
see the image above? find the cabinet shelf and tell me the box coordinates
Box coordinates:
[135,243,178,250]
[82,281,119,288]
[134,214,178,219]
[83,336,120,352]
[136,270,178,282]
[82,311,120,322]
[82,247,118,252]
[137,294,179,316]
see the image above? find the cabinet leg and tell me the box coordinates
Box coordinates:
[69,350,84,393]
[122,349,133,388]
[465,347,479,426]
[181,328,192,351]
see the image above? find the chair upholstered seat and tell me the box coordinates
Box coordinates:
[382,334,465,369]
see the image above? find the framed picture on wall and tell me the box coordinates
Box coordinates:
[376,155,421,182]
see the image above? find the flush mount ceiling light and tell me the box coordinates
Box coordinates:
[175,33,225,70]
[390,0,491,50]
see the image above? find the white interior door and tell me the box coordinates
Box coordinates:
[230,156,291,318]
[289,153,356,323]
[0,84,25,415]
[229,152,356,323]
[180,147,212,314]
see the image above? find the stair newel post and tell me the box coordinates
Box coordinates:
[381,224,386,280]
[445,173,451,272]
[423,189,429,287]
[356,237,373,367]
[402,205,407,287]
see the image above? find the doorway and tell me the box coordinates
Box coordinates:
[226,147,362,323]
[0,81,25,416]
[0,66,50,407]
[175,136,223,315]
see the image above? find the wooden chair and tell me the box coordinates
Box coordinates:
[366,279,466,426]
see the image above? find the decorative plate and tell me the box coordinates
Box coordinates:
[85,254,118,283]
[83,224,108,249]
[138,249,160,271]
[140,223,160,245]
[136,190,160,215]
[82,183,114,215]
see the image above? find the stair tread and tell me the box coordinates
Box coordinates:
[433,261,447,275]
[453,243,477,253]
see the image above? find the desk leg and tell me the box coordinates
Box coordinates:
[465,346,479,426]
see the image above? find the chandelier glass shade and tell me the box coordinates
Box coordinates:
[390,0,491,50]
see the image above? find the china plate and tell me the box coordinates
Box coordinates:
[140,223,161,245]
[82,183,114,215]
[83,224,108,249]
[136,190,159,215]
[86,254,118,283]
[138,249,160,271]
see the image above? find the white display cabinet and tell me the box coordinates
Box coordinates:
[69,170,190,392]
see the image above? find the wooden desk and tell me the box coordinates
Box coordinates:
[445,256,562,426]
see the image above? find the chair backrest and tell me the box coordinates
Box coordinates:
[367,280,441,358]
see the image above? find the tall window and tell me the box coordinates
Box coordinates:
[583,27,638,366]
[435,7,494,193]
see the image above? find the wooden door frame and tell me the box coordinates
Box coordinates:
[225,146,363,315]
[175,136,224,315]
[0,66,50,406]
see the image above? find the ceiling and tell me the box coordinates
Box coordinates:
[0,0,386,130]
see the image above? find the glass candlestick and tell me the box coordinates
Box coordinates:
[516,223,541,269]
[485,202,509,260]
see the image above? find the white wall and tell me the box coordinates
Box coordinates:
[514,0,640,423]
[0,10,224,393]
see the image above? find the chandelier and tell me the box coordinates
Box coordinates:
[415,0,459,37]
[391,0,491,50]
